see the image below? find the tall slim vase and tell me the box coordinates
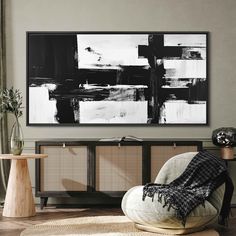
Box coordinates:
[10,117,24,155]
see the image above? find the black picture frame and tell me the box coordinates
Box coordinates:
[26,31,209,126]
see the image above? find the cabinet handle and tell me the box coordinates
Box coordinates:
[62,143,66,148]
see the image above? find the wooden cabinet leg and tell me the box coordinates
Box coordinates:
[3,159,35,217]
[40,197,48,209]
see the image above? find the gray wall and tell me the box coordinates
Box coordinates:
[5,0,236,141]
[5,0,236,202]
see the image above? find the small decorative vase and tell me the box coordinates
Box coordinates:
[10,117,24,155]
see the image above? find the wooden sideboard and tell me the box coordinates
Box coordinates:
[35,139,202,209]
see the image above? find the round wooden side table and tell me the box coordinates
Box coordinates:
[0,153,47,217]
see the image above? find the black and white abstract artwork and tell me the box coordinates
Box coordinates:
[27,32,208,125]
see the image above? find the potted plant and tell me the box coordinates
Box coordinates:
[0,87,24,155]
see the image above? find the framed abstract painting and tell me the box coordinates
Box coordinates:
[27,32,208,125]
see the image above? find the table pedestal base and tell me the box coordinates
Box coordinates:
[3,159,36,217]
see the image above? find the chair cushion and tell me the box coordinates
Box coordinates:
[121,185,219,230]
[154,152,198,184]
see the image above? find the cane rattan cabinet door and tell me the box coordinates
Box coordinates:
[96,145,142,191]
[40,146,88,191]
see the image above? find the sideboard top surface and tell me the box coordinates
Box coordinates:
[35,138,203,143]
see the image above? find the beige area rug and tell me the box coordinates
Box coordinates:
[20,215,219,236]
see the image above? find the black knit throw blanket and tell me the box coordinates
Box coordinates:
[142,151,234,226]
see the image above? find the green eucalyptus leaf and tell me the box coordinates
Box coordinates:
[0,87,23,118]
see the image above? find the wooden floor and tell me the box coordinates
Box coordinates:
[0,206,236,236]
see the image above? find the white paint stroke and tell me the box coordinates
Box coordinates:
[159,100,206,124]
[164,34,206,47]
[77,34,149,69]
[79,101,148,123]
[164,60,206,78]
[29,87,58,124]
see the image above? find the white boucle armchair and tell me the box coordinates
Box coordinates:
[121,152,225,235]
